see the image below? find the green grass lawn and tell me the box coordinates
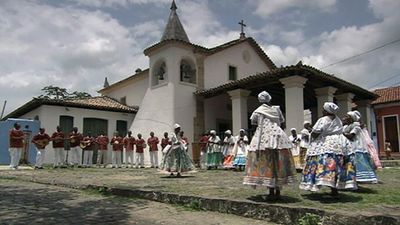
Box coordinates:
[1,166,399,215]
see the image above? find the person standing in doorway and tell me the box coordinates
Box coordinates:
[32,128,51,169]
[384,139,392,160]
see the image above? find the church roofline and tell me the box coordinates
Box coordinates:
[160,0,190,42]
[98,68,149,93]
[195,64,378,101]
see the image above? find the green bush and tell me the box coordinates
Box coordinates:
[298,213,322,225]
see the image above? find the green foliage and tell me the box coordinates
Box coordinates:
[298,213,322,225]
[188,199,201,211]
[37,85,91,100]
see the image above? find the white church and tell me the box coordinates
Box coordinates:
[5,0,377,165]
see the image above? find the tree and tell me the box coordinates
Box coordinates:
[37,85,91,100]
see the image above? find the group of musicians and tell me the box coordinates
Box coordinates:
[8,123,171,169]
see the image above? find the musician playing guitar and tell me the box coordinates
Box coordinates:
[32,128,51,169]
[81,132,95,167]
[69,127,83,167]
[51,126,65,168]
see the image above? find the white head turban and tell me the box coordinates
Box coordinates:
[347,111,361,122]
[239,129,245,133]
[323,102,339,114]
[303,121,311,125]
[225,130,232,135]
[258,91,271,103]
[290,128,297,132]
[210,130,216,135]
[173,123,181,129]
[354,110,361,121]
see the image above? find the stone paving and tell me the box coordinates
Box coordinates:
[0,179,275,225]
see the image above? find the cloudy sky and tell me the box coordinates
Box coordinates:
[1,0,400,115]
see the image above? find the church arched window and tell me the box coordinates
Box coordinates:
[152,60,167,86]
[180,59,196,84]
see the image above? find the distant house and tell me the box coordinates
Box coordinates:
[3,96,137,164]
[372,85,400,157]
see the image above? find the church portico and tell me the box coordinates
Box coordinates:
[227,89,251,135]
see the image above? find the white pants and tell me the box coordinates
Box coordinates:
[112,151,122,167]
[9,148,22,169]
[125,151,134,167]
[149,151,158,167]
[200,151,206,169]
[97,150,108,166]
[83,150,93,166]
[35,148,46,167]
[136,153,144,167]
[53,148,65,166]
[70,146,82,165]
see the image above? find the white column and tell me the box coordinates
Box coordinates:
[315,86,337,118]
[336,93,355,118]
[227,89,251,135]
[279,76,308,133]
[356,100,373,133]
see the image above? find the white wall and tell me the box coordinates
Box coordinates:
[204,94,232,131]
[204,42,270,89]
[102,72,149,107]
[20,105,134,164]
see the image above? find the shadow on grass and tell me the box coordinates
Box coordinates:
[302,192,363,203]
[160,175,196,179]
[247,194,302,203]
[349,186,378,194]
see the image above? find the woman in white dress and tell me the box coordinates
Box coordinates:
[232,129,249,171]
[243,91,296,199]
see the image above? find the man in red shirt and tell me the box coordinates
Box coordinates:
[110,132,123,168]
[69,127,83,167]
[81,132,95,168]
[135,133,146,168]
[123,131,135,168]
[9,123,25,169]
[32,128,51,169]
[147,131,159,168]
[96,131,109,168]
[161,132,171,151]
[51,126,65,168]
[179,130,189,152]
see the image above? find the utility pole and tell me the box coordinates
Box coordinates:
[1,100,7,119]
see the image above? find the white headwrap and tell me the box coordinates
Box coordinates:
[323,102,339,114]
[239,129,245,133]
[354,110,361,121]
[258,91,271,103]
[303,121,311,125]
[210,130,216,135]
[224,130,232,135]
[347,111,361,122]
[173,123,181,129]
[290,128,296,132]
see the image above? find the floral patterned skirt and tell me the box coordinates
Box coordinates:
[243,149,296,188]
[160,147,194,173]
[300,153,346,192]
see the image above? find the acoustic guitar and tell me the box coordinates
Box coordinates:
[35,139,50,149]
[80,140,92,149]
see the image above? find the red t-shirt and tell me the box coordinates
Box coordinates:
[32,133,51,149]
[110,137,124,151]
[123,136,135,151]
[9,129,24,148]
[161,137,171,149]
[96,135,109,150]
[199,135,209,152]
[135,139,146,153]
[81,137,95,151]
[147,137,159,151]
[51,131,65,148]
[69,132,83,148]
